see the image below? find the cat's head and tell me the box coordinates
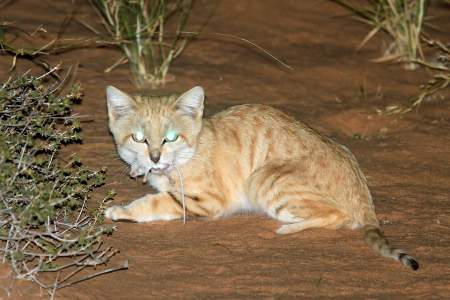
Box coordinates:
[106,86,204,177]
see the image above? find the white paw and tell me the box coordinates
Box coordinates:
[276,224,292,235]
[104,205,121,220]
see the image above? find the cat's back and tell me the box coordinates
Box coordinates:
[200,104,337,167]
[208,104,321,142]
[202,103,353,170]
[212,103,290,119]
[210,104,304,130]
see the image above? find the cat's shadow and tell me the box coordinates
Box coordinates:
[109,218,137,223]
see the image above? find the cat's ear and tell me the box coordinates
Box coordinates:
[106,86,135,122]
[175,86,204,118]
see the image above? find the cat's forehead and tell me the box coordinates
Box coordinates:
[129,94,181,132]
[133,94,178,116]
[135,94,178,104]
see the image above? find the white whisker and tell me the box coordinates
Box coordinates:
[173,165,186,224]
[142,169,150,183]
[119,165,130,176]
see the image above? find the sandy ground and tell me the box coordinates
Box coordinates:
[1,0,450,299]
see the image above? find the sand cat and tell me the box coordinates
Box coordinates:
[104,86,419,270]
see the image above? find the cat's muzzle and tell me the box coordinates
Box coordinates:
[150,166,169,174]
[141,166,169,183]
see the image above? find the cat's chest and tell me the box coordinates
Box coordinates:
[147,173,172,192]
[147,168,203,195]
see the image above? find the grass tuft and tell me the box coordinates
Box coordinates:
[332,0,428,69]
[378,36,450,115]
[91,0,193,88]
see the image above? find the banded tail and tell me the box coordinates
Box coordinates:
[363,225,419,271]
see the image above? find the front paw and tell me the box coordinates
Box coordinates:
[105,205,125,221]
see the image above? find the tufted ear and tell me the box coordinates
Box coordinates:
[106,86,135,123]
[175,86,204,118]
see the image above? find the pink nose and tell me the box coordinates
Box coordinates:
[150,150,161,163]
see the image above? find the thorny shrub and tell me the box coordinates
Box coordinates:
[0,72,124,296]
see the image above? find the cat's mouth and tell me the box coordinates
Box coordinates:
[129,165,168,180]
[150,166,168,174]
[140,165,170,183]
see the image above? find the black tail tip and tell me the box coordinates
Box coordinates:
[399,253,419,271]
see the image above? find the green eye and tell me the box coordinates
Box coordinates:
[164,130,178,143]
[132,131,145,143]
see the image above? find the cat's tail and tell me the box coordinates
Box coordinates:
[362,225,419,271]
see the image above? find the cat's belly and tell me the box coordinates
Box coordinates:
[222,192,262,217]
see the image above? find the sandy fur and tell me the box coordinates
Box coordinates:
[104,86,418,270]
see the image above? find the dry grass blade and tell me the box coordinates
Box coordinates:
[0,22,116,72]
[210,32,293,71]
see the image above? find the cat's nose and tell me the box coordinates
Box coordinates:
[150,150,161,163]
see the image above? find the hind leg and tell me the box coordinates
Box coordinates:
[275,210,345,234]
[245,161,350,234]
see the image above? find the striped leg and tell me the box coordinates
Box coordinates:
[105,192,183,223]
[245,162,350,234]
